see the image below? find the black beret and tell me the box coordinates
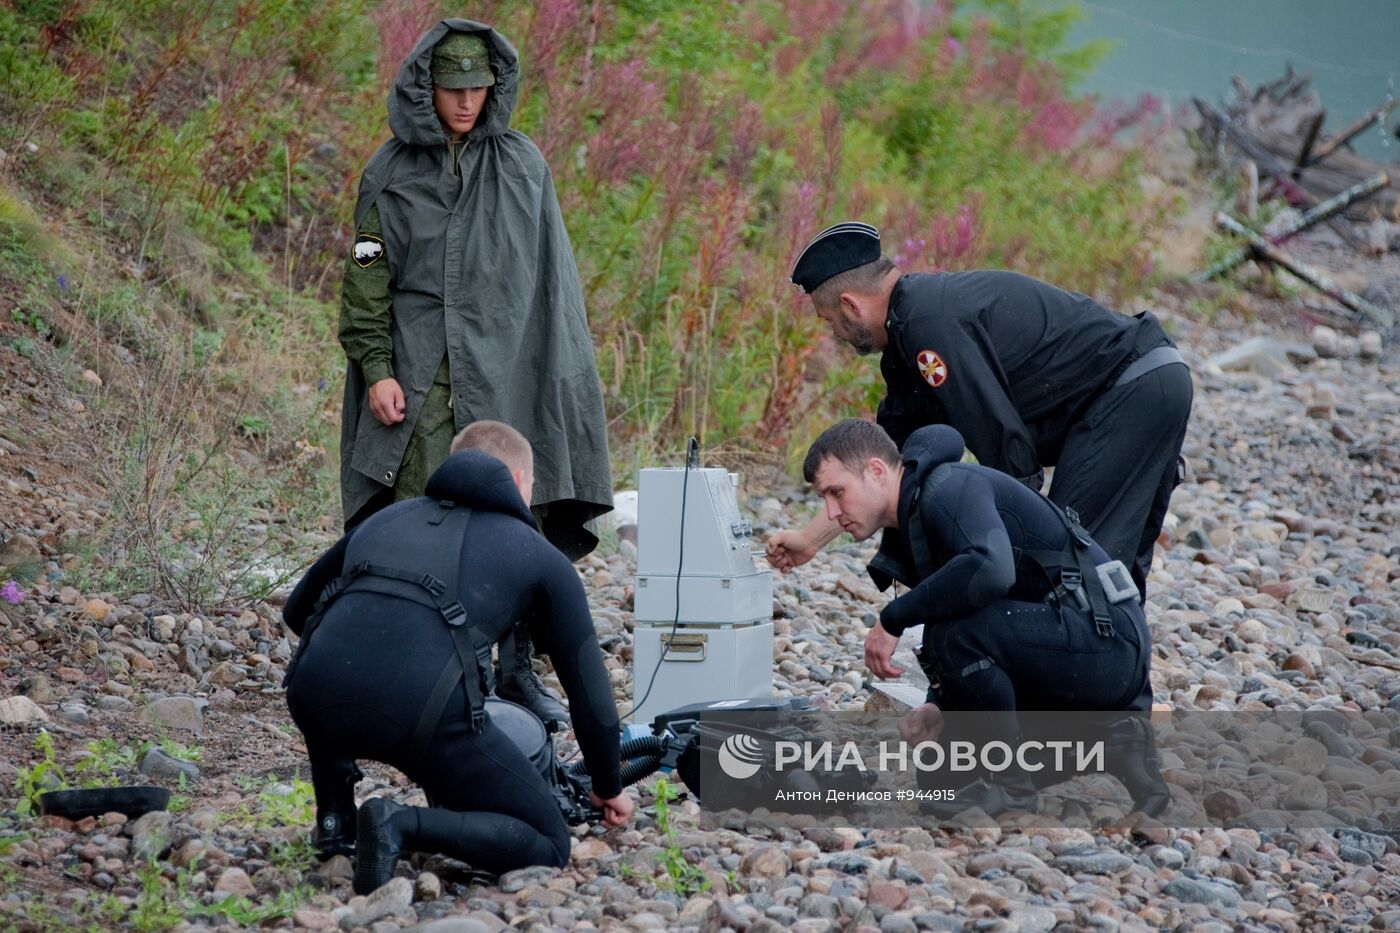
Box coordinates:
[790,221,881,293]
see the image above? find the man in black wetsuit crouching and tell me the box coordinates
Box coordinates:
[283,420,633,894]
[799,419,1168,817]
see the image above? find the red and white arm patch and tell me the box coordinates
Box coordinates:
[916,349,948,389]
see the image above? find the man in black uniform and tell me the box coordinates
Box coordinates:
[801,419,1168,816]
[283,421,633,895]
[769,222,1192,602]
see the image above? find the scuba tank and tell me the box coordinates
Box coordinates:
[484,697,554,775]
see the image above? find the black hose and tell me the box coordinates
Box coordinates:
[619,754,664,788]
[567,753,664,784]
[620,735,667,759]
[565,735,667,788]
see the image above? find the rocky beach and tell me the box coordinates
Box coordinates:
[3,221,1400,931]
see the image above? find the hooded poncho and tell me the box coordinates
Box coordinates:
[338,19,612,559]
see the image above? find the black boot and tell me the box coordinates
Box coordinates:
[313,762,362,858]
[919,774,1039,819]
[405,806,567,876]
[496,626,568,733]
[353,797,410,895]
[1105,716,1170,817]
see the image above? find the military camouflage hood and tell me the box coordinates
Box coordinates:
[387,20,518,146]
[339,19,613,559]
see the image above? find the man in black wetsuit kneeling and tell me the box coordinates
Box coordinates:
[799,419,1168,817]
[283,420,633,894]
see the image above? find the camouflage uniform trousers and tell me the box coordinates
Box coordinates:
[393,356,456,502]
[393,356,553,532]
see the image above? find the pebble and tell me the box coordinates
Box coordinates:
[403,920,493,933]
[342,876,414,927]
[1163,876,1241,908]
[498,865,558,893]
[1052,850,1134,875]
[214,866,257,898]
[139,747,201,783]
[18,674,55,703]
[740,845,791,878]
[128,812,174,861]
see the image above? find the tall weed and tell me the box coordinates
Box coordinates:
[0,0,1170,481]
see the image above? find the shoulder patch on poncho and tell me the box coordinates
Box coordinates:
[353,234,385,268]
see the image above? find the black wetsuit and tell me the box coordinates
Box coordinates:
[871,425,1152,716]
[875,271,1193,598]
[283,451,620,873]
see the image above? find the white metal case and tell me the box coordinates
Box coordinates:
[630,465,775,723]
[633,468,772,624]
[630,622,775,726]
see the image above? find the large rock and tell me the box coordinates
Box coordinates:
[1208,338,1300,378]
[0,695,49,724]
[144,696,204,734]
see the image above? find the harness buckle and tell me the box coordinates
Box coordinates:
[442,601,467,627]
[419,573,445,596]
[1056,569,1091,612]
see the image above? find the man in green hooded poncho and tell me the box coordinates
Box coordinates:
[338,20,613,563]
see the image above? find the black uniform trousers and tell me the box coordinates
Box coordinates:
[918,595,1151,791]
[287,649,571,874]
[920,598,1151,714]
[1048,362,1193,600]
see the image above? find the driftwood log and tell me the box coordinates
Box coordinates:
[1214,212,1394,328]
[1193,67,1399,223]
[1196,173,1390,282]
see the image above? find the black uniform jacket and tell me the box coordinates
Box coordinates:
[876,271,1170,491]
[285,450,622,798]
[870,425,1118,638]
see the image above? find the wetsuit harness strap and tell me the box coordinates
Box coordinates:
[906,463,954,581]
[400,504,494,753]
[1016,504,1117,637]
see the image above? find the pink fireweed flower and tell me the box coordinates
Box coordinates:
[1,580,25,604]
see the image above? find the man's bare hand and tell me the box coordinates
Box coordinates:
[898,702,944,744]
[368,378,406,426]
[590,790,634,829]
[765,529,818,574]
[864,620,904,679]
